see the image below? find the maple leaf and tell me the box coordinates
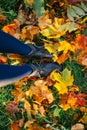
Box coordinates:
[75,34,87,66]
[76,93,87,107]
[38,11,67,38]
[11,122,20,130]
[45,40,75,64]
[30,79,54,104]
[57,53,69,64]
[59,92,77,110]
[58,40,75,54]
[75,34,87,51]
[50,68,74,94]
[21,25,40,41]
[54,82,68,94]
[2,23,17,35]
[77,51,87,66]
[6,101,19,116]
[67,93,77,109]
[59,103,70,111]
[38,11,52,29]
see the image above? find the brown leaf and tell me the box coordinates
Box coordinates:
[6,101,19,116]
[11,121,20,130]
[0,14,6,23]
[30,79,54,104]
[8,54,24,60]
[71,123,84,130]
[77,51,87,66]
[25,123,52,130]
[21,25,40,41]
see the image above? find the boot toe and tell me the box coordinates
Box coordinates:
[28,44,53,58]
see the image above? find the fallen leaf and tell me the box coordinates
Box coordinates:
[0,14,6,23]
[21,25,40,41]
[6,101,19,116]
[2,23,17,35]
[0,55,8,63]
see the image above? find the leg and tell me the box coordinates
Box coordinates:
[0,64,33,87]
[0,30,31,56]
[0,62,62,87]
[0,30,52,58]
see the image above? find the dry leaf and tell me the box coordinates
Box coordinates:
[0,55,8,63]
[0,14,6,23]
[2,23,17,35]
[21,25,40,41]
[71,123,85,130]
[6,101,19,116]
[11,122,20,130]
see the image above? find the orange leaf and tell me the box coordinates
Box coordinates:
[2,23,17,35]
[30,79,54,104]
[0,55,7,63]
[21,26,39,41]
[11,122,20,130]
[57,53,69,64]
[75,34,87,51]
[8,54,24,60]
[76,51,87,66]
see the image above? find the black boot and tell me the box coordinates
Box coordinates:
[27,43,53,58]
[29,62,62,77]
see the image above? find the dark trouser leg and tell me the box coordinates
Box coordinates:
[0,30,53,58]
[0,30,31,56]
[0,64,33,87]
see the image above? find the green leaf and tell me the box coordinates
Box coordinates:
[81,2,87,12]
[33,0,45,18]
[53,107,61,117]
[62,68,71,81]
[72,5,85,16]
[67,7,74,21]
[69,6,80,19]
[68,22,76,32]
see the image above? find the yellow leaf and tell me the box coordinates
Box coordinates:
[67,96,77,108]
[80,113,87,124]
[50,70,61,82]
[45,42,59,54]
[50,68,74,94]
[21,99,31,116]
[54,82,68,94]
[59,104,70,111]
[58,40,75,54]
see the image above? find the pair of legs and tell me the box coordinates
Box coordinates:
[0,31,62,87]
